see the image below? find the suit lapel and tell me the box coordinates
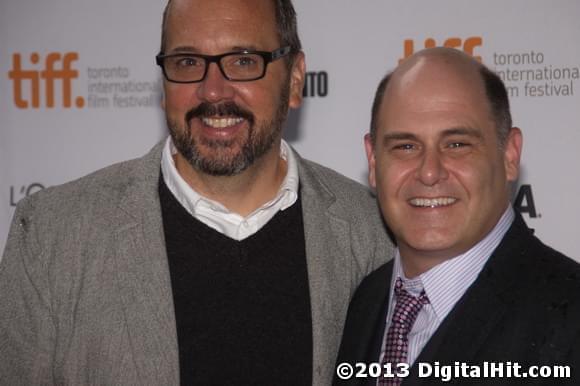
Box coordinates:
[350,263,393,366]
[355,264,394,386]
[109,142,180,384]
[404,214,532,386]
[405,276,509,386]
[366,265,393,365]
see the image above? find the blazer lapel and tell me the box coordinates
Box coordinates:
[109,142,180,384]
[297,153,365,383]
[298,159,348,383]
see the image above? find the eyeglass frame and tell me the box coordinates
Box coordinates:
[155,46,292,83]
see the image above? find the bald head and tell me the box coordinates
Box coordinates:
[364,47,522,272]
[370,48,512,148]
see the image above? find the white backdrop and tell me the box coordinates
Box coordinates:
[1,0,579,260]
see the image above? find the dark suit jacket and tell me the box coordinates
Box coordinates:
[335,213,580,385]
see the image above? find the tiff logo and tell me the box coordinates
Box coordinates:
[400,37,483,63]
[8,52,85,109]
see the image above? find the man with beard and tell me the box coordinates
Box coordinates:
[0,0,392,385]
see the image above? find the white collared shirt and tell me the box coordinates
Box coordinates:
[378,206,515,368]
[160,136,299,241]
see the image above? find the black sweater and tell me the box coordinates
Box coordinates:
[159,178,313,385]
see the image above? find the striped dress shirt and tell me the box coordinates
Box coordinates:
[378,206,515,371]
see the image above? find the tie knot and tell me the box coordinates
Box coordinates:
[394,277,429,306]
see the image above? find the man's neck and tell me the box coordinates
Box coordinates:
[174,147,287,217]
[398,251,451,279]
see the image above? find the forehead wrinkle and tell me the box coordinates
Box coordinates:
[168,45,260,55]
[379,126,484,149]
[381,132,419,144]
[379,80,493,141]
[168,46,199,54]
[441,127,484,139]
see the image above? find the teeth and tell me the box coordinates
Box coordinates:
[202,117,244,128]
[409,197,457,208]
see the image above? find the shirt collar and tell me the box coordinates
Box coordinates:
[160,135,299,217]
[270,139,299,211]
[391,206,515,321]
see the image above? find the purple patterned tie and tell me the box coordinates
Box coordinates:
[379,277,429,385]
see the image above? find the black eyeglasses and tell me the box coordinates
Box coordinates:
[156,46,291,83]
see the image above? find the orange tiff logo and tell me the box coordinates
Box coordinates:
[8,52,85,109]
[400,37,483,63]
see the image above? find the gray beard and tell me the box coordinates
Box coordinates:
[167,85,290,176]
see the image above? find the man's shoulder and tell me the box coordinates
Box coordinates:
[502,230,580,356]
[507,217,580,283]
[14,142,162,229]
[526,234,580,294]
[37,158,137,201]
[501,220,580,317]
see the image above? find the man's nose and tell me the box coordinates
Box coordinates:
[415,149,449,186]
[195,63,235,103]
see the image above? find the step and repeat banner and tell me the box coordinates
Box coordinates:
[1,0,579,260]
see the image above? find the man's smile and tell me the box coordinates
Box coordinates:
[408,197,458,208]
[202,116,245,128]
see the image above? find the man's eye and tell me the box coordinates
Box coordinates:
[393,144,415,151]
[448,142,470,149]
[234,56,258,66]
[176,57,201,67]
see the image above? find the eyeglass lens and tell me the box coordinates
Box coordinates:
[164,53,266,82]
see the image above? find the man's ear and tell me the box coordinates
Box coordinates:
[503,127,523,182]
[364,133,377,189]
[288,51,306,109]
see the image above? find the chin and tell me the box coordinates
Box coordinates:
[404,232,460,254]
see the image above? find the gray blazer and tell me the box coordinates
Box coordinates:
[0,141,393,386]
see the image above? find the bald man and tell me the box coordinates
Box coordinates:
[334,48,580,385]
